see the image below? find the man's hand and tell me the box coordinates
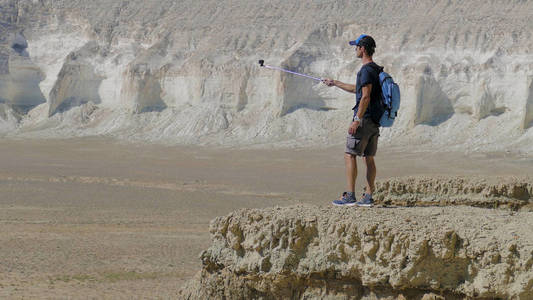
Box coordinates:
[322,78,335,87]
[322,79,356,93]
[348,121,360,135]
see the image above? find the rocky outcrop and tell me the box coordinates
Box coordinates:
[373,176,533,211]
[523,76,533,130]
[411,66,454,127]
[180,205,533,299]
[121,63,166,113]
[48,42,103,116]
[0,29,46,116]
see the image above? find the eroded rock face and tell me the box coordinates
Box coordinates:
[373,176,533,211]
[0,30,46,116]
[180,205,533,299]
[0,0,532,149]
[48,42,104,116]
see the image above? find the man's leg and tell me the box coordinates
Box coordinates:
[345,153,357,193]
[363,156,376,195]
[333,152,358,206]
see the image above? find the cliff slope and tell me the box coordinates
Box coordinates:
[0,0,532,151]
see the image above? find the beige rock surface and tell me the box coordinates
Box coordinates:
[373,176,533,211]
[180,205,533,299]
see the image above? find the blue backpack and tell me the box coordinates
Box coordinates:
[378,72,400,127]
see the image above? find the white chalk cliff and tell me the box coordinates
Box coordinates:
[0,0,532,151]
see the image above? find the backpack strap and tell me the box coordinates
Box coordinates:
[379,72,391,85]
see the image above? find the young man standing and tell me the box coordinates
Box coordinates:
[323,34,383,207]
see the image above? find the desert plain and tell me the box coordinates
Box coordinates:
[0,138,531,298]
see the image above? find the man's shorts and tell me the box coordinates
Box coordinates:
[345,117,380,157]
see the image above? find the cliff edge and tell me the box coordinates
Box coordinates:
[180,179,533,299]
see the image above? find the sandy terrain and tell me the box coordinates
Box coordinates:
[0,138,532,298]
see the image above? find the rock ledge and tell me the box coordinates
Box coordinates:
[180,205,533,299]
[373,176,533,211]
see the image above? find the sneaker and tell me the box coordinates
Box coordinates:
[332,192,357,206]
[356,193,374,207]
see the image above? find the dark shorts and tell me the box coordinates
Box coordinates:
[345,117,380,157]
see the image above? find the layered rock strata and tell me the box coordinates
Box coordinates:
[373,176,533,211]
[0,1,533,150]
[180,205,533,299]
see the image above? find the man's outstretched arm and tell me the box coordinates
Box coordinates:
[322,79,356,94]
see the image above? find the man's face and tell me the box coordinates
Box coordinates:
[355,45,363,58]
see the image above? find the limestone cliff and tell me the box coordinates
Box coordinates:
[0,0,533,151]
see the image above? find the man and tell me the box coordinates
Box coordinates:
[323,34,383,207]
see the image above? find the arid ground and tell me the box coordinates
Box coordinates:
[1,138,532,298]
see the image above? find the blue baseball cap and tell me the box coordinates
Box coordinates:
[349,34,368,46]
